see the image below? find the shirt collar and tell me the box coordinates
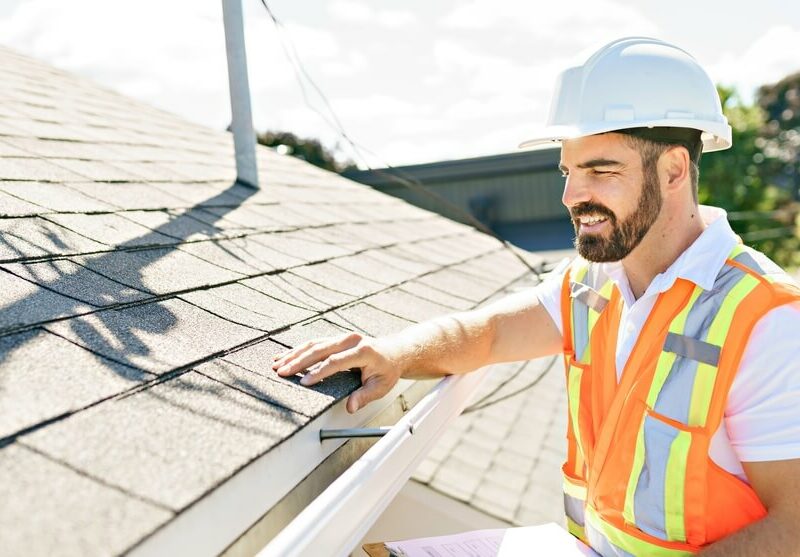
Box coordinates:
[600,205,739,300]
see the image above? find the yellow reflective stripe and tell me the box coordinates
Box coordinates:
[566,516,587,542]
[585,506,694,557]
[688,274,760,426]
[664,430,692,542]
[568,365,585,462]
[622,414,648,524]
[563,476,587,500]
[728,244,746,258]
[587,279,614,333]
[645,286,703,408]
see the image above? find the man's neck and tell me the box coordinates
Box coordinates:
[622,205,706,300]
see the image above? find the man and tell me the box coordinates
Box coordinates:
[272,38,800,556]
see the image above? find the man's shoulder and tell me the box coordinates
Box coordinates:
[728,244,798,287]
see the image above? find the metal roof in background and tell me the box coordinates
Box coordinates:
[0,45,552,555]
[343,148,561,186]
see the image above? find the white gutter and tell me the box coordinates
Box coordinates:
[258,368,489,557]
[130,378,421,557]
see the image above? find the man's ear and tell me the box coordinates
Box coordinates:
[660,145,691,193]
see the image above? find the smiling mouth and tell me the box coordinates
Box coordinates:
[575,214,609,233]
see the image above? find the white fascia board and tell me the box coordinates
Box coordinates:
[129,378,423,557]
[258,367,490,557]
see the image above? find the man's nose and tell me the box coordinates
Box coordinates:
[561,175,592,208]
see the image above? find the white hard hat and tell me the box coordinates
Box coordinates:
[519,37,731,152]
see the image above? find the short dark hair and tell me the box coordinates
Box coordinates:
[617,128,702,203]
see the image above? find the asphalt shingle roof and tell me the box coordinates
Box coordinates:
[0,45,551,554]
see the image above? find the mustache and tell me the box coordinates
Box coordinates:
[570,202,616,223]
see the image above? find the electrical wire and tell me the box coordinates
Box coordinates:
[461,355,558,414]
[258,0,546,280]
[258,1,565,409]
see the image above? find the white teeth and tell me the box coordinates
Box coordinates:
[578,215,607,225]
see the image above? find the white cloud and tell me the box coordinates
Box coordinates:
[707,25,800,101]
[443,0,657,49]
[0,0,347,131]
[328,0,416,27]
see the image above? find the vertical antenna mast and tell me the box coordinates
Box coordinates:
[222,0,259,188]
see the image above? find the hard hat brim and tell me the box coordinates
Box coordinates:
[519,120,731,153]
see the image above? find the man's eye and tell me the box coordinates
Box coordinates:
[592,169,611,176]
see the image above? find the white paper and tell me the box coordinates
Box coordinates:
[384,522,599,557]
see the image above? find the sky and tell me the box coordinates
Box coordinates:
[1,1,799,168]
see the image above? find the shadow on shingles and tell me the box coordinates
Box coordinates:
[0,180,257,384]
[140,373,309,436]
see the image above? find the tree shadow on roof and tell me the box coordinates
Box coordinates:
[0,180,268,436]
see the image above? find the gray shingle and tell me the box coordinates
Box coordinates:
[272,318,352,348]
[0,328,151,439]
[241,272,352,312]
[365,289,454,323]
[0,157,87,182]
[0,269,91,332]
[50,158,148,182]
[0,136,126,160]
[23,371,305,510]
[329,303,414,337]
[46,212,178,248]
[76,247,241,295]
[253,229,352,265]
[417,267,501,303]
[397,280,477,311]
[0,189,45,217]
[0,180,116,212]
[329,252,417,286]
[119,209,227,242]
[3,259,150,307]
[64,181,190,211]
[199,342,359,417]
[0,217,106,262]
[290,261,386,299]
[0,444,173,557]
[179,283,314,332]
[177,235,303,275]
[44,298,261,374]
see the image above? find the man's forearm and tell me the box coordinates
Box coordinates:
[698,514,799,557]
[389,310,495,380]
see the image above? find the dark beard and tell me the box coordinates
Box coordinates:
[570,167,662,262]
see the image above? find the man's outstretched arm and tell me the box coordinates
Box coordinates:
[272,288,563,413]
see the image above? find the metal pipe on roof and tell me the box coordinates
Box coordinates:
[222,0,259,188]
[319,427,393,440]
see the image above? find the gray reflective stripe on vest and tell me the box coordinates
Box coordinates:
[585,521,636,557]
[571,283,591,362]
[733,249,766,275]
[632,415,680,540]
[564,492,586,527]
[628,260,755,545]
[663,332,720,366]
[570,279,610,362]
[570,282,608,313]
[571,281,610,313]
[652,264,747,424]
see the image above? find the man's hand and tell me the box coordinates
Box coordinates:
[271,289,563,414]
[273,332,406,414]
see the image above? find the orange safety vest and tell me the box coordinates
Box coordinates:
[559,244,800,556]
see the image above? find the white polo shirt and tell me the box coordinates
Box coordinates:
[536,206,800,481]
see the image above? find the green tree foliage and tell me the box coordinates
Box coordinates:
[256,130,357,173]
[698,85,800,267]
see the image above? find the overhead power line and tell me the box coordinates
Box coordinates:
[258,0,548,279]
[258,1,565,410]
